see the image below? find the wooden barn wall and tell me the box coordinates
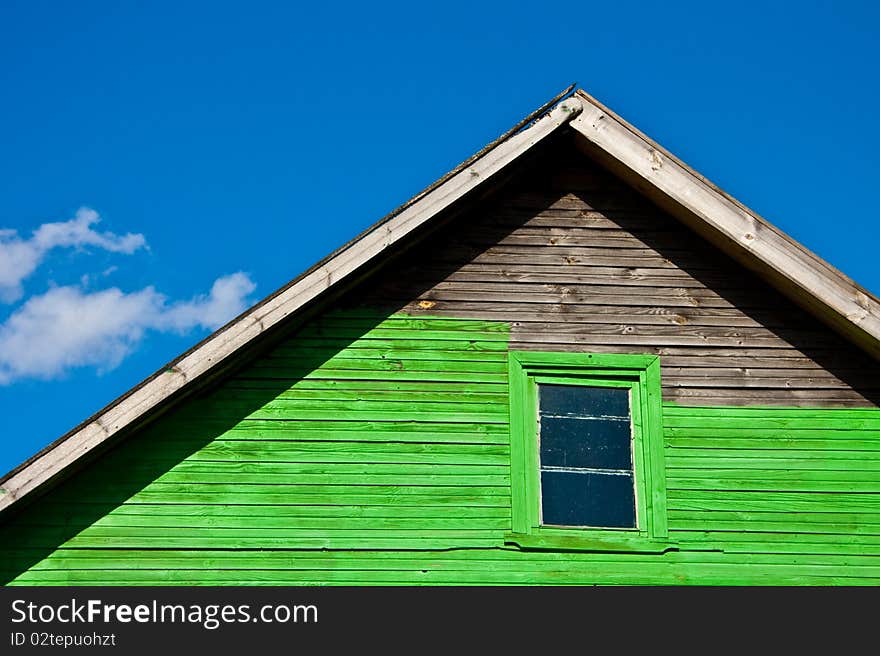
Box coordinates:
[346,134,880,408]
[2,311,879,585]
[2,134,880,585]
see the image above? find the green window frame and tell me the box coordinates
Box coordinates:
[506,351,671,553]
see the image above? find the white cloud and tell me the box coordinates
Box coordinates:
[158,273,257,333]
[0,208,146,303]
[0,273,256,384]
[80,266,119,289]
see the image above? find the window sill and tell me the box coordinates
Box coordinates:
[504,532,677,554]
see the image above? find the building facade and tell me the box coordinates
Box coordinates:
[2,90,879,585]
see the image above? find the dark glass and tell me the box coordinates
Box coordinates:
[537,383,636,529]
[538,384,630,418]
[539,415,632,470]
[541,470,636,528]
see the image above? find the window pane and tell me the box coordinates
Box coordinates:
[540,470,636,528]
[539,383,630,418]
[538,385,632,470]
[537,383,636,530]
[539,416,632,470]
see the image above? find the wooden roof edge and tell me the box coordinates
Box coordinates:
[0,89,584,515]
[569,89,880,360]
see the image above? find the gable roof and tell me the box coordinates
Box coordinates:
[2,86,879,516]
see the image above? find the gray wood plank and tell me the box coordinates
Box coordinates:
[349,136,880,407]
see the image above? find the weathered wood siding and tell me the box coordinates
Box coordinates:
[350,135,880,408]
[2,312,879,585]
[3,135,880,585]
[0,315,513,581]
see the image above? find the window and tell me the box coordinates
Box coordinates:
[538,383,636,529]
[507,351,670,552]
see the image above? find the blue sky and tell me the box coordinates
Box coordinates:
[1,1,878,474]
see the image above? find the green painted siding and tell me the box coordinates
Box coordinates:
[2,312,880,585]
